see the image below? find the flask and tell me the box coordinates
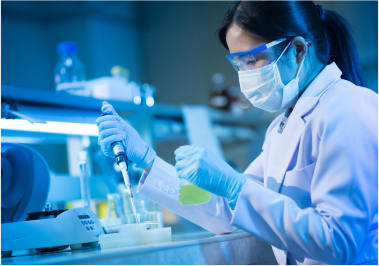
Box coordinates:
[100,193,125,229]
[178,179,211,206]
[54,42,88,96]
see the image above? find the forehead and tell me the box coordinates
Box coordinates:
[225,23,267,54]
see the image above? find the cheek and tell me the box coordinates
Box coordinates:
[277,59,298,85]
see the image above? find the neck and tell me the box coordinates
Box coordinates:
[298,63,325,98]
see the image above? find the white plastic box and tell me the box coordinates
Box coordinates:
[99,223,171,250]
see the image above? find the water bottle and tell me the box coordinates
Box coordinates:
[54,42,88,96]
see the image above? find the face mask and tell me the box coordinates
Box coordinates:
[238,43,305,113]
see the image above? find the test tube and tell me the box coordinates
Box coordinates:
[78,151,91,208]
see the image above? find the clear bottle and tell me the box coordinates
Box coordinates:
[179,179,211,206]
[54,42,88,96]
[209,73,230,110]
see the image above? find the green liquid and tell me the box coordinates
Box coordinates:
[179,184,211,206]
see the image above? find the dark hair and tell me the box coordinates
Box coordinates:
[218,1,367,87]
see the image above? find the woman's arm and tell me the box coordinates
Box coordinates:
[137,156,239,234]
[138,152,266,234]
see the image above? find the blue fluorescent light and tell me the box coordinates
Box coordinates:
[1,119,99,136]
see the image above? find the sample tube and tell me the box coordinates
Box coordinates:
[178,179,211,206]
[78,151,91,208]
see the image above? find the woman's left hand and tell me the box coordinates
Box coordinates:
[174,145,247,209]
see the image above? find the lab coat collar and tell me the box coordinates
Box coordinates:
[293,62,342,117]
[267,63,342,193]
[268,113,304,193]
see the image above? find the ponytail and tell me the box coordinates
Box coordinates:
[319,5,367,87]
[218,1,368,88]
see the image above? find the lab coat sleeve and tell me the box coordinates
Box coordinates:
[231,88,378,264]
[137,156,239,234]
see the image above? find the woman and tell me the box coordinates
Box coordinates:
[97,1,377,264]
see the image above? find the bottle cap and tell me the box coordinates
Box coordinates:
[57,42,78,55]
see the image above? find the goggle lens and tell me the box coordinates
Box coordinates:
[229,54,267,72]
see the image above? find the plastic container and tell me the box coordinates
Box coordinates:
[178,179,211,206]
[54,42,88,96]
[99,223,171,250]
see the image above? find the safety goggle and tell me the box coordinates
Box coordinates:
[226,37,292,72]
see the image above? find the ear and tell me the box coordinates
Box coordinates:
[291,36,308,64]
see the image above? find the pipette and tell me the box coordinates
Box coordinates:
[101,108,139,223]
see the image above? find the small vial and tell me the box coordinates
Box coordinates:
[137,200,149,223]
[178,180,211,206]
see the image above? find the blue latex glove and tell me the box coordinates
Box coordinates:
[175,145,247,209]
[96,101,156,169]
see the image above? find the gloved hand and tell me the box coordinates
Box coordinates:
[175,145,247,209]
[96,101,156,169]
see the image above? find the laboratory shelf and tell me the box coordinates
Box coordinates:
[1,85,279,128]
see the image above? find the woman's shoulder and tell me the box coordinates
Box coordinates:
[321,79,377,108]
[313,79,377,129]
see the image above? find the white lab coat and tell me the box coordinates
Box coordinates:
[137,63,378,265]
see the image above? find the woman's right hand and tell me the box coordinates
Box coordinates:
[96,101,156,169]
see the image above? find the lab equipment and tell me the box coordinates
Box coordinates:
[141,83,155,107]
[123,187,164,227]
[238,41,306,112]
[96,101,156,168]
[137,200,149,223]
[87,66,133,102]
[54,42,87,96]
[101,107,139,224]
[1,143,50,223]
[78,151,91,208]
[1,101,46,124]
[131,81,142,105]
[122,188,136,224]
[99,223,171,250]
[100,193,125,231]
[209,73,230,110]
[175,145,246,209]
[2,207,104,255]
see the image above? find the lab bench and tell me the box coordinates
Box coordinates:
[1,230,277,265]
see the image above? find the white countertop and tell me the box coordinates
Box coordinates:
[2,230,277,265]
